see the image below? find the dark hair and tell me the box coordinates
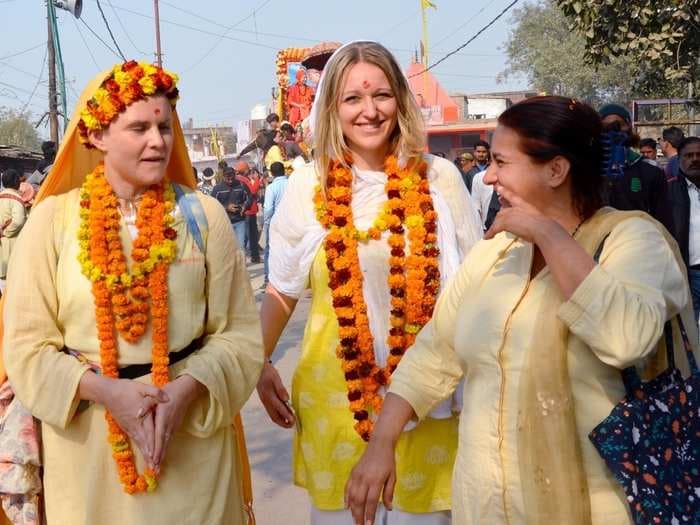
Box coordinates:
[192,166,198,176]
[497,95,603,220]
[679,137,700,156]
[203,167,214,177]
[266,113,280,124]
[223,166,235,177]
[218,160,229,169]
[662,127,685,150]
[474,140,490,150]
[280,122,295,137]
[640,138,657,150]
[270,161,285,177]
[2,169,21,190]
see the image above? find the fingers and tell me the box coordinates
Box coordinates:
[141,411,156,469]
[364,484,381,525]
[382,469,396,511]
[271,372,290,403]
[153,407,171,474]
[261,393,295,428]
[257,369,295,428]
[140,383,170,403]
[346,480,369,525]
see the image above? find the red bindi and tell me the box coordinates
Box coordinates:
[362,80,371,89]
[154,108,161,115]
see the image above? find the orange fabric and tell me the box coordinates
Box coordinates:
[286,82,313,127]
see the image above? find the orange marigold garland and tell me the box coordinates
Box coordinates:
[313,155,440,441]
[78,162,177,493]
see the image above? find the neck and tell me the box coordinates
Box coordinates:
[349,144,389,172]
[541,192,584,234]
[104,169,147,201]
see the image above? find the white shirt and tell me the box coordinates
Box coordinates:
[687,181,700,266]
[470,169,494,230]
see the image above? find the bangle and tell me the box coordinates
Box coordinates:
[267,358,273,364]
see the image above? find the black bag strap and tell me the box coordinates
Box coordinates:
[592,232,697,396]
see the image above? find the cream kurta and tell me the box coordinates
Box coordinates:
[2,187,264,525]
[389,215,690,524]
[0,189,27,278]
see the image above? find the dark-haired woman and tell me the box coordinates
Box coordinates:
[345,96,697,524]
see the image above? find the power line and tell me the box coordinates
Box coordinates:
[409,0,521,79]
[106,0,148,57]
[0,79,50,98]
[95,0,126,60]
[110,4,280,52]
[183,0,274,70]
[0,60,44,80]
[79,18,122,59]
[0,43,45,62]
[73,16,101,70]
[21,47,48,114]
[433,0,498,48]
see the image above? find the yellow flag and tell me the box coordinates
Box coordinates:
[421,0,437,9]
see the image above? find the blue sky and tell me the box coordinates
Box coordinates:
[0,0,526,136]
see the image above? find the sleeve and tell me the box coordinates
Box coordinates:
[2,196,90,429]
[268,165,326,298]
[262,184,275,226]
[238,136,258,157]
[388,258,469,419]
[2,201,26,237]
[264,146,283,170]
[558,217,688,369]
[648,166,676,235]
[242,185,253,212]
[176,197,264,438]
[469,172,488,227]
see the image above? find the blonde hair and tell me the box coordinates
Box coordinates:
[313,41,425,188]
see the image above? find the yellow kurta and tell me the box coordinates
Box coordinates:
[0,189,27,278]
[389,215,690,524]
[2,187,264,525]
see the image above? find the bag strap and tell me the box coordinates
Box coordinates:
[592,233,690,396]
[173,183,208,254]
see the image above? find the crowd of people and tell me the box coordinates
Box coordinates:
[0,39,699,525]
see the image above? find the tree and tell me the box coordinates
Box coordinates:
[555,0,700,97]
[501,0,650,106]
[0,107,41,150]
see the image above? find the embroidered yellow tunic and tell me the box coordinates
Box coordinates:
[2,188,264,525]
[389,216,691,524]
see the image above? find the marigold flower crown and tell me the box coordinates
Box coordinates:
[78,60,179,148]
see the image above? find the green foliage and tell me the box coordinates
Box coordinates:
[0,107,41,150]
[502,1,641,105]
[555,0,700,94]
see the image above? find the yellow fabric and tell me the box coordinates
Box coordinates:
[0,189,27,278]
[389,210,694,524]
[292,247,458,512]
[2,188,263,524]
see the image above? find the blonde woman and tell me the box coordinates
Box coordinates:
[258,41,482,524]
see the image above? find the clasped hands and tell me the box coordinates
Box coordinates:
[81,373,202,474]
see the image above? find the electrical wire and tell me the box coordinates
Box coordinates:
[95,0,126,60]
[79,18,122,59]
[106,0,148,56]
[73,16,101,70]
[0,43,45,62]
[409,0,521,78]
[20,47,48,114]
[433,0,498,48]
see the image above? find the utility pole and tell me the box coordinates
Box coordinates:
[154,0,163,66]
[47,2,59,143]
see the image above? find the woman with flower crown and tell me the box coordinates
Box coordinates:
[258,41,482,524]
[1,61,263,524]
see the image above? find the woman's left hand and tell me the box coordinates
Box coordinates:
[484,185,556,244]
[152,375,204,473]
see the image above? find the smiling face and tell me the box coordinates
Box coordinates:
[89,95,174,190]
[483,125,568,211]
[337,61,398,160]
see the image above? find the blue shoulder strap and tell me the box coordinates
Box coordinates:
[173,183,208,254]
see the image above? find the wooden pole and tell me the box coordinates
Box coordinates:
[47,2,58,143]
[153,0,163,66]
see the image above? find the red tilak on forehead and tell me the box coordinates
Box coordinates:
[362,80,371,89]
[154,108,161,115]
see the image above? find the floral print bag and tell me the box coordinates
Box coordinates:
[589,316,700,524]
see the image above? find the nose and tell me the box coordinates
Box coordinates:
[482,164,497,186]
[361,96,378,119]
[147,125,166,150]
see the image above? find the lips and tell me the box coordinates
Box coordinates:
[141,157,164,162]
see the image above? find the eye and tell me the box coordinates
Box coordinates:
[375,92,392,100]
[344,95,360,104]
[159,123,172,133]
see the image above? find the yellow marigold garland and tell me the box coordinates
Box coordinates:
[78,162,178,493]
[313,156,440,441]
[78,60,179,148]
